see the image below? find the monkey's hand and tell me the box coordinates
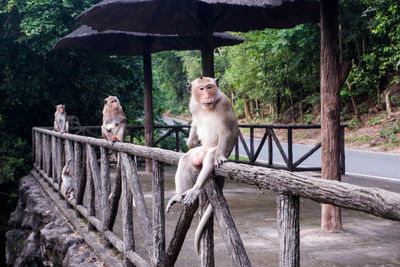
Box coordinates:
[214,155,228,168]
[105,123,118,131]
[166,194,184,213]
[183,188,201,205]
[186,139,198,149]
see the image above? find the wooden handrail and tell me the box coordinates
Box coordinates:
[32,127,399,267]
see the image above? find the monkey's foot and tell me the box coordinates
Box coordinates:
[166,194,184,213]
[183,188,201,205]
[214,156,228,167]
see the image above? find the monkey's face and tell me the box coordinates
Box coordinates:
[104,96,121,111]
[56,105,65,113]
[188,76,219,107]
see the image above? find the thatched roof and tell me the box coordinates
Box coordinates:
[52,26,243,55]
[77,0,320,34]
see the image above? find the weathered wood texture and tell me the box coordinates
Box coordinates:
[120,152,153,258]
[100,147,111,246]
[33,127,400,222]
[143,52,154,173]
[162,200,199,267]
[86,146,95,231]
[277,193,300,267]
[204,177,251,267]
[152,160,165,266]
[320,0,342,231]
[33,128,400,267]
[107,155,122,230]
[121,152,135,267]
[73,142,85,218]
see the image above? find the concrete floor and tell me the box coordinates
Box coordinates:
[110,165,400,266]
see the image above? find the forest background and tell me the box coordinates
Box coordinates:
[1,0,400,264]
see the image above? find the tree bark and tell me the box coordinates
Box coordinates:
[243,95,252,120]
[320,0,342,231]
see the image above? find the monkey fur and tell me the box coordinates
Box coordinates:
[61,159,74,200]
[101,96,126,142]
[54,104,69,133]
[166,76,239,255]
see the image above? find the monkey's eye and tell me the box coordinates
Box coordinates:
[199,87,204,91]
[206,85,212,90]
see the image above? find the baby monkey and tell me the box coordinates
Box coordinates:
[101,96,126,142]
[166,76,239,255]
[54,104,69,133]
[61,159,74,200]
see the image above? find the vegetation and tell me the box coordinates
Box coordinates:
[0,0,400,263]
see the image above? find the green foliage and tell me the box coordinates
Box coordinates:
[0,137,30,184]
[348,116,363,129]
[378,119,400,143]
[365,114,385,126]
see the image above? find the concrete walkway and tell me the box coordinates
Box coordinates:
[126,166,400,266]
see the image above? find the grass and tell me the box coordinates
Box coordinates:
[345,134,372,146]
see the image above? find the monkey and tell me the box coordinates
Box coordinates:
[54,104,69,133]
[101,96,126,142]
[166,76,239,255]
[61,159,74,200]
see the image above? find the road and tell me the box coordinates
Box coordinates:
[236,137,400,181]
[162,116,400,181]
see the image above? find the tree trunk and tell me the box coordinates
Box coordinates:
[385,90,392,118]
[346,81,362,125]
[243,95,252,120]
[320,0,342,231]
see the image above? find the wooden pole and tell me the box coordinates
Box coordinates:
[152,160,165,266]
[143,51,154,173]
[277,193,300,267]
[320,0,342,231]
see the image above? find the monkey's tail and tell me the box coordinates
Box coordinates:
[194,203,213,256]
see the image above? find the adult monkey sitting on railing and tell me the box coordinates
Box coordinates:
[101,96,126,142]
[166,76,239,255]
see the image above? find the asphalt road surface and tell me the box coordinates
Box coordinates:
[236,137,400,181]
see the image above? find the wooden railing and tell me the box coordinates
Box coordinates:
[70,124,346,172]
[31,127,400,267]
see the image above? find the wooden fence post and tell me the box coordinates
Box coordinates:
[64,140,74,208]
[120,152,153,258]
[86,144,95,231]
[121,153,135,267]
[152,160,165,266]
[51,136,57,187]
[107,155,122,230]
[56,138,63,195]
[277,193,300,267]
[204,177,251,267]
[74,142,85,218]
[100,147,111,247]
[44,134,52,178]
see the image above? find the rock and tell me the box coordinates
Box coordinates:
[6,175,101,267]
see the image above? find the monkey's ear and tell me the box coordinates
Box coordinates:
[215,78,219,87]
[104,99,108,105]
[187,82,192,92]
[199,75,203,79]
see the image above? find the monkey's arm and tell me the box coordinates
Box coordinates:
[115,122,126,142]
[65,120,69,133]
[214,129,232,167]
[186,123,199,148]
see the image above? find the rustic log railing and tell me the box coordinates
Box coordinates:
[70,124,346,172]
[32,127,400,267]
